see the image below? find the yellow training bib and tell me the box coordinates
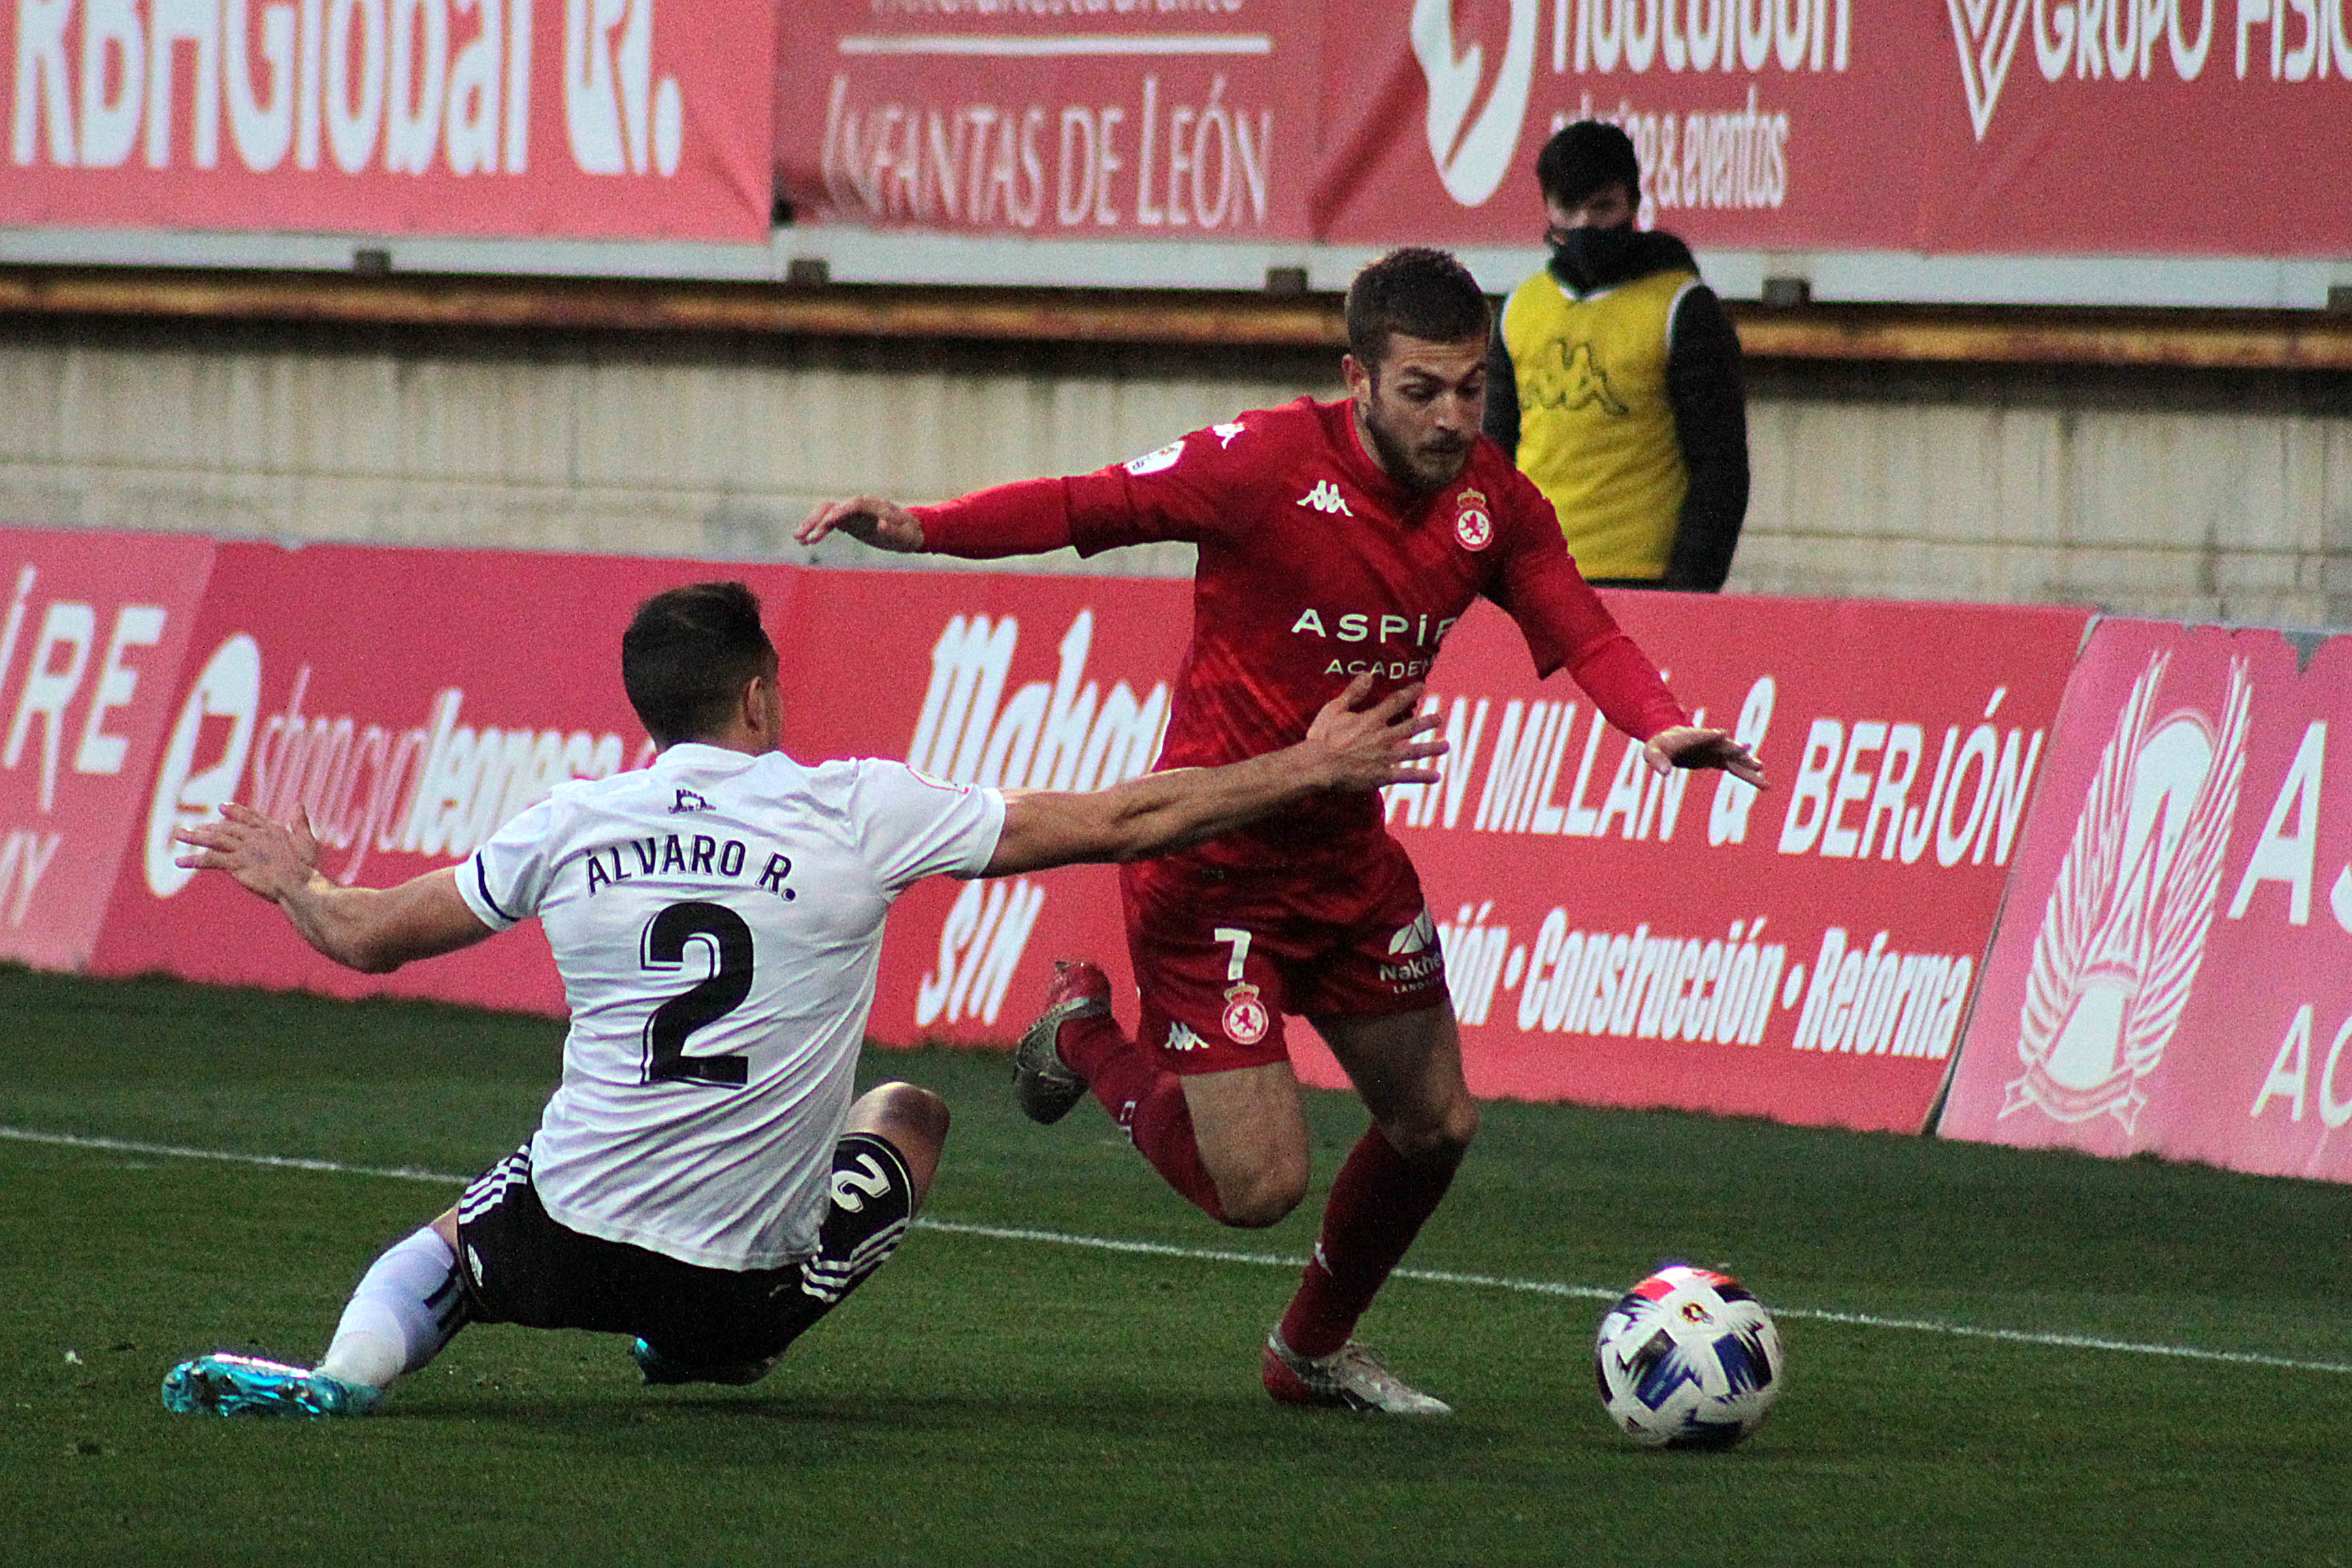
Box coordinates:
[1503,267,1694,581]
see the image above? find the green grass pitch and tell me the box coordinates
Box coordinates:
[3,965,2349,1568]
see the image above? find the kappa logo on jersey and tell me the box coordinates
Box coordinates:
[1453,489,1494,552]
[2004,651,2251,1132]
[1125,438,1187,476]
[1165,1020,1211,1052]
[1298,480,1354,516]
[1213,421,1246,447]
[670,789,713,813]
[1528,340,1629,416]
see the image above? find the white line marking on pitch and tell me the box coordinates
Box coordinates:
[10,1124,2347,1379]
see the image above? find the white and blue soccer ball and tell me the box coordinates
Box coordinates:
[1594,1264,1784,1449]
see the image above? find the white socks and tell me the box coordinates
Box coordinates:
[316,1226,472,1391]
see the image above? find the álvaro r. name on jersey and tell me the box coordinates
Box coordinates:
[581,832,796,902]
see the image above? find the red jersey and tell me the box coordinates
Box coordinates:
[912,397,1688,858]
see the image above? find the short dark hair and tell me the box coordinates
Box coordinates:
[621,581,777,747]
[1535,120,1640,210]
[1344,248,1492,372]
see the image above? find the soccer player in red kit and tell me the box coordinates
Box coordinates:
[800,248,1765,1414]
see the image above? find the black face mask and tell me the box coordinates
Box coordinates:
[1549,223,1641,289]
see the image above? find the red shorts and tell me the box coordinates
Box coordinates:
[1120,834,1449,1076]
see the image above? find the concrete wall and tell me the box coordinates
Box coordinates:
[1737,360,2352,629]
[4,314,2349,627]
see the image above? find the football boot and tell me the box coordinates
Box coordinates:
[161,1352,382,1418]
[1011,960,1109,1124]
[1260,1332,1452,1416]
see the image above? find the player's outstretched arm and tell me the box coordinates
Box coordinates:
[794,495,925,552]
[1644,727,1769,789]
[174,802,495,973]
[983,675,1446,877]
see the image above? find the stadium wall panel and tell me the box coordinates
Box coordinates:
[12,513,2351,1169]
[0,312,2347,625]
[12,522,2081,1134]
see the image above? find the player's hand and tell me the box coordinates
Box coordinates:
[173,802,325,902]
[1643,726,1768,789]
[795,495,924,553]
[1304,674,1448,791]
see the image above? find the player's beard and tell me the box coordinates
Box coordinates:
[1360,399,1471,494]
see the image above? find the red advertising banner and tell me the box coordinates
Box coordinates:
[54,529,2093,1135]
[88,538,787,1004]
[775,1,2352,257]
[1940,621,2352,1182]
[3,0,775,240]
[1370,591,2089,1130]
[776,0,1320,240]
[0,526,212,969]
[802,567,2087,1133]
[772,568,1192,1049]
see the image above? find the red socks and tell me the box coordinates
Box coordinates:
[1061,1012,1228,1224]
[1062,1012,1464,1348]
[1277,1126,1462,1359]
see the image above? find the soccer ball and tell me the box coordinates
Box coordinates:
[1594,1264,1784,1450]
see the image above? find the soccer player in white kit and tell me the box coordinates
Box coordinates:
[160,581,1443,1418]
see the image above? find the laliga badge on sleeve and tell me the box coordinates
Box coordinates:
[1221,982,1270,1045]
[1453,488,1493,552]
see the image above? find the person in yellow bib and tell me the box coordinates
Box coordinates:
[1484,121,1749,591]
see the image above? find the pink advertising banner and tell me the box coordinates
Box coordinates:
[1372,591,2088,1130]
[786,568,2087,1134]
[775,0,2352,257]
[87,538,789,1004]
[34,525,2093,1135]
[2,0,777,240]
[1939,620,2352,1182]
[777,0,1321,241]
[0,526,213,969]
[768,568,1193,1052]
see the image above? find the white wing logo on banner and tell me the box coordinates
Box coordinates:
[1411,0,1540,208]
[2003,652,2251,1130]
[1946,0,2030,140]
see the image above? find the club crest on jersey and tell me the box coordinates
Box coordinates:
[1221,981,1270,1045]
[1298,479,1354,516]
[1453,489,1493,552]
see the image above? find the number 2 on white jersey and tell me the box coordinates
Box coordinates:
[640,901,755,1087]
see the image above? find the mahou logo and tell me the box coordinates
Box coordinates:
[2002,653,2251,1130]
[1410,0,1540,206]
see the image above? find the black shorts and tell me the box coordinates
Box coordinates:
[453,1132,916,1368]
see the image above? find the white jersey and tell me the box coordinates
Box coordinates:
[457,742,1004,1271]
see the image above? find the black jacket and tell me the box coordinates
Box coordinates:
[1484,231,1750,591]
